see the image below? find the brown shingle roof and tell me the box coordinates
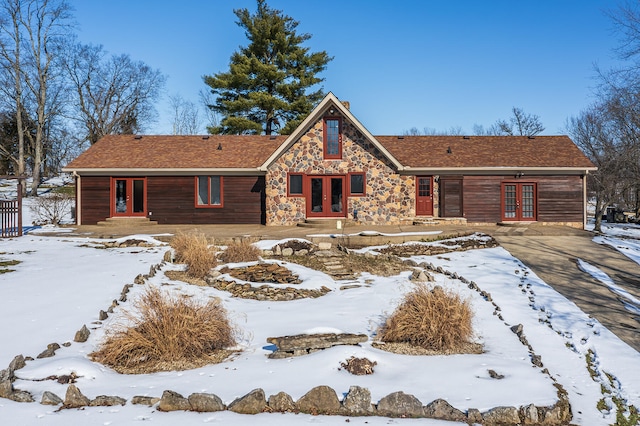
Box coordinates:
[64,134,595,172]
[64,135,286,170]
[376,135,595,169]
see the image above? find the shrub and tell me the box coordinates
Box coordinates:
[91,286,237,373]
[220,239,261,263]
[379,284,473,352]
[170,232,217,279]
[29,192,74,225]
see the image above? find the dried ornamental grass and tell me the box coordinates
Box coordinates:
[91,286,238,374]
[379,284,474,352]
[220,239,262,263]
[170,232,217,279]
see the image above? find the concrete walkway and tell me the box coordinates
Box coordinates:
[493,230,640,352]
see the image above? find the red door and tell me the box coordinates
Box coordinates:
[416,176,434,216]
[111,178,147,217]
[502,183,536,221]
[307,176,346,217]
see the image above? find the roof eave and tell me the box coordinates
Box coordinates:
[62,167,265,177]
[399,166,597,176]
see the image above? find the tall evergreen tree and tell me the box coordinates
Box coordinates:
[204,0,332,135]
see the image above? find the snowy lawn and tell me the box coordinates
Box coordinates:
[0,182,638,425]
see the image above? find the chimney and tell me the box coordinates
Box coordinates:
[341,101,350,110]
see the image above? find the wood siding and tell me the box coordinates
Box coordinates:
[79,175,266,225]
[461,175,584,223]
[80,176,110,224]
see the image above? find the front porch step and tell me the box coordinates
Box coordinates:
[296,218,351,229]
[412,217,467,226]
[97,217,158,227]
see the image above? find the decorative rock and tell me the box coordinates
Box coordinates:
[467,408,483,424]
[296,385,341,415]
[10,389,34,403]
[281,248,294,256]
[9,355,25,373]
[73,325,90,343]
[64,384,90,408]
[99,310,108,320]
[228,388,267,414]
[541,398,573,425]
[134,274,145,284]
[376,391,424,418]
[131,395,160,406]
[158,390,191,412]
[90,395,127,406]
[318,242,332,250]
[423,398,466,422]
[510,324,524,336]
[482,406,521,425]
[342,386,374,415]
[41,391,63,406]
[0,380,14,398]
[520,403,540,424]
[410,270,432,282]
[163,249,173,262]
[188,392,225,412]
[37,343,60,359]
[531,354,543,368]
[268,391,296,412]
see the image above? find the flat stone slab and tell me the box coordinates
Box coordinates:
[267,333,368,358]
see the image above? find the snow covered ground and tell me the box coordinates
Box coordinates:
[0,180,639,425]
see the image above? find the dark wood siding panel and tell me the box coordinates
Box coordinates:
[461,175,584,223]
[537,176,584,223]
[462,176,502,222]
[147,176,265,224]
[80,176,111,224]
[440,178,463,217]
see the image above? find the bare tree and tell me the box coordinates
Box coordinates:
[402,125,465,136]
[490,107,545,136]
[64,43,165,144]
[0,0,26,183]
[567,106,625,231]
[169,93,202,135]
[0,0,72,195]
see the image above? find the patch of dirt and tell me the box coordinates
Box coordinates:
[164,270,207,286]
[378,235,499,257]
[372,341,484,356]
[285,253,409,277]
[340,356,377,375]
[108,350,238,374]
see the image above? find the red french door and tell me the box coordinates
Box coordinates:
[502,182,536,221]
[111,178,147,217]
[307,176,346,217]
[416,176,434,216]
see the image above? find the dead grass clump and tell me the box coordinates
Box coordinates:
[220,239,262,263]
[91,286,238,374]
[170,232,217,279]
[379,284,474,352]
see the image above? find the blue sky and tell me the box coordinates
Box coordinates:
[68,0,623,136]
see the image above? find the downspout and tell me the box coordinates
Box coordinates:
[583,170,588,230]
[73,171,81,226]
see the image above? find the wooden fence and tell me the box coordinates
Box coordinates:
[0,176,24,238]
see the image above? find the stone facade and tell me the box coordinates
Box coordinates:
[266,114,415,225]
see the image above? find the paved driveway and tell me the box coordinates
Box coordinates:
[492,229,640,352]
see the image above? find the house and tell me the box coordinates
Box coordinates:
[62,93,596,228]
